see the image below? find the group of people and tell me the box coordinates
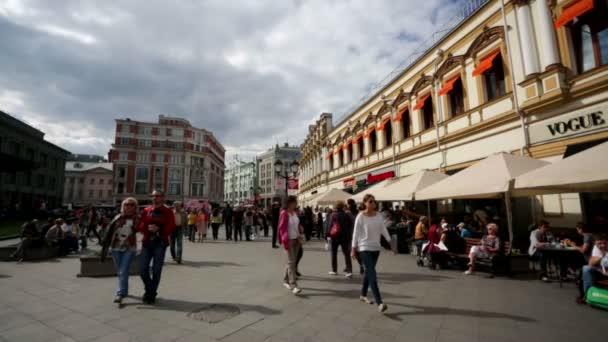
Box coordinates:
[278,195,395,313]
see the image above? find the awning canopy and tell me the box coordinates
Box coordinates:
[311,188,352,206]
[472,50,501,77]
[413,94,430,110]
[364,127,376,138]
[351,179,395,203]
[374,170,449,201]
[378,118,391,131]
[554,0,594,29]
[393,107,408,122]
[438,75,461,96]
[353,134,363,144]
[514,141,608,195]
[416,152,550,200]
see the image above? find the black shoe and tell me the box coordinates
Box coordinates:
[296,272,302,277]
[142,295,153,304]
[272,246,279,249]
[114,296,122,304]
[359,268,365,275]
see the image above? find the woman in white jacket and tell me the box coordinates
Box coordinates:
[351,194,393,313]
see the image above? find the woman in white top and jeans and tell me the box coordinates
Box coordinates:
[278,196,304,295]
[352,194,393,312]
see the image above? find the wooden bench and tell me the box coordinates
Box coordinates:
[447,238,512,275]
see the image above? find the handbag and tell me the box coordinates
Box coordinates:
[329,222,341,239]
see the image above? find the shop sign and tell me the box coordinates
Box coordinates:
[529,104,608,144]
[366,171,395,184]
[343,177,355,188]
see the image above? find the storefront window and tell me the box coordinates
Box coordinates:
[571,2,608,73]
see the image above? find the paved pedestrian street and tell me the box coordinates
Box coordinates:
[0,238,606,342]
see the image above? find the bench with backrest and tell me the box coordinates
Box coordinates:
[447,237,512,275]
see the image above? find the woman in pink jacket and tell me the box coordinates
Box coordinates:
[278,196,303,295]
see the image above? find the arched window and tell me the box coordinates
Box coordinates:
[401,109,410,139]
[385,120,393,147]
[369,130,377,154]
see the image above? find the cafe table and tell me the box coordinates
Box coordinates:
[538,245,580,287]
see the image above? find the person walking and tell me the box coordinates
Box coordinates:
[138,190,176,304]
[187,210,197,242]
[279,196,303,295]
[271,202,280,248]
[101,197,139,304]
[85,207,102,243]
[197,208,208,243]
[233,207,244,242]
[210,208,222,240]
[351,194,393,313]
[244,208,254,241]
[262,208,270,237]
[223,204,233,241]
[171,201,186,263]
[327,201,354,278]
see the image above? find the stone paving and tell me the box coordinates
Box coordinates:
[0,235,606,342]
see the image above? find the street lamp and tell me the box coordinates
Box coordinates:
[274,159,299,200]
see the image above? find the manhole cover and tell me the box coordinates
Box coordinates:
[188,304,241,323]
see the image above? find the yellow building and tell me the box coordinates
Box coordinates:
[298,0,608,230]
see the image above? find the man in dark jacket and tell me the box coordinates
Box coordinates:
[232,207,244,242]
[223,204,233,240]
[328,201,354,277]
[271,202,280,248]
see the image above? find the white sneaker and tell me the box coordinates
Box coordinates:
[378,303,388,313]
[345,273,353,278]
[328,271,337,276]
[359,296,373,304]
[464,270,473,275]
[292,287,302,295]
[283,283,293,290]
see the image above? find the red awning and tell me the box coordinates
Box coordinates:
[364,127,376,138]
[393,107,408,122]
[438,74,461,96]
[413,94,430,110]
[325,151,332,160]
[378,118,391,131]
[554,0,594,29]
[353,134,363,144]
[344,140,352,148]
[472,50,500,77]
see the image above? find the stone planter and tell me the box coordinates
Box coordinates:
[78,255,140,277]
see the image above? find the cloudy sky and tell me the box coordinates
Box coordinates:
[0,0,467,161]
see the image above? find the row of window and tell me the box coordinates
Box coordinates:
[0,138,61,170]
[66,189,112,200]
[67,177,112,185]
[3,172,58,189]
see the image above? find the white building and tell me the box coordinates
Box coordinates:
[257,143,301,208]
[224,157,258,206]
[299,0,608,237]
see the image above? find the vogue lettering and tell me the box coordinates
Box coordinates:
[546,112,605,136]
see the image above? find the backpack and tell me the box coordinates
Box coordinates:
[329,213,341,238]
[586,286,608,310]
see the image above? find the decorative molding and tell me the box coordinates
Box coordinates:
[436,55,466,78]
[410,75,433,95]
[395,90,410,107]
[511,0,530,6]
[465,26,505,58]
[377,102,391,117]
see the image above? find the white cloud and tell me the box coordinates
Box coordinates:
[35,24,98,45]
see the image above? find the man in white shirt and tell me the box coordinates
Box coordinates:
[579,235,608,303]
[528,220,554,281]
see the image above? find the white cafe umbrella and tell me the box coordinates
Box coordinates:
[311,188,352,206]
[351,179,396,203]
[415,152,550,243]
[374,169,448,202]
[514,141,608,195]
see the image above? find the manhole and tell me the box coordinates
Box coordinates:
[188,304,241,323]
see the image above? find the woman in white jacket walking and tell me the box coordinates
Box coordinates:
[351,194,393,313]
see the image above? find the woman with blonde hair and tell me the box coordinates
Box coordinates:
[101,197,139,305]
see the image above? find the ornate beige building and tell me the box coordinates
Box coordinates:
[299,0,608,230]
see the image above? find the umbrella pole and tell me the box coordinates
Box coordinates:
[504,191,514,248]
[427,200,431,218]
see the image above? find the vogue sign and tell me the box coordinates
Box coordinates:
[529,104,608,144]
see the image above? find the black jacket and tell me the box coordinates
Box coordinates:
[329,209,354,242]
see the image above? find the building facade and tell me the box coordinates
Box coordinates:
[298,0,608,230]
[109,115,225,204]
[0,110,70,211]
[63,162,113,207]
[257,143,301,208]
[69,154,106,163]
[223,157,258,206]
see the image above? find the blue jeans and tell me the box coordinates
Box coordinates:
[360,251,382,305]
[111,250,135,297]
[140,243,167,299]
[170,227,183,261]
[582,265,608,296]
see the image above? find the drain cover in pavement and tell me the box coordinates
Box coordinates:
[188,304,241,323]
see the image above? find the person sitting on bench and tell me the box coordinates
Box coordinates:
[578,235,608,304]
[45,219,67,256]
[10,220,39,262]
[464,223,501,275]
